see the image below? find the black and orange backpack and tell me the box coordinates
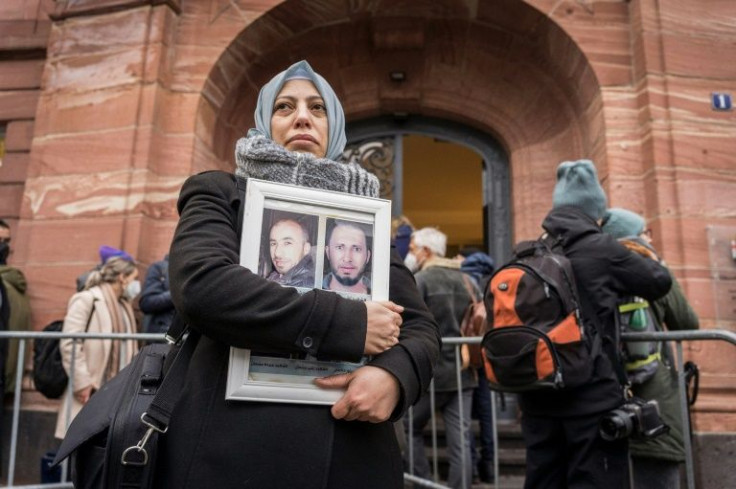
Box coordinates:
[480,237,600,392]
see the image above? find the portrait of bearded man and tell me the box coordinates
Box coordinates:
[322,219,372,296]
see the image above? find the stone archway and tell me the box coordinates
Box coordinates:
[193,0,606,240]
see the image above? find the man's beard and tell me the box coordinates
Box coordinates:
[331,264,366,287]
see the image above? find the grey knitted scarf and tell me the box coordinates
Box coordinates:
[235,130,380,198]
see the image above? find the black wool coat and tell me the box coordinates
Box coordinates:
[157,171,441,489]
[519,206,673,418]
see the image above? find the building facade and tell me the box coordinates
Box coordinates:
[1,0,735,484]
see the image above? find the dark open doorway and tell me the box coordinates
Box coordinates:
[345,116,512,263]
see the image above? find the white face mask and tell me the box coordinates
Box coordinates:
[404,252,420,274]
[123,279,141,300]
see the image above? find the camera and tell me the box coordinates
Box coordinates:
[599,397,669,441]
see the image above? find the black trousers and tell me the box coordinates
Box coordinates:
[521,411,630,489]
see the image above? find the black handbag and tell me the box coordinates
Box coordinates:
[53,316,196,489]
[33,303,96,399]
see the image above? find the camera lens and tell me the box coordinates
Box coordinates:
[599,410,634,441]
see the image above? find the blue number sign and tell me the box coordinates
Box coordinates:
[712,93,732,111]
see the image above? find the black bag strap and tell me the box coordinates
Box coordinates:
[684,361,699,406]
[143,326,198,432]
[74,300,96,350]
[124,175,245,469]
[163,310,187,344]
[83,301,96,334]
[120,325,200,479]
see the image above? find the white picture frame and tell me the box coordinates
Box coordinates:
[226,179,392,405]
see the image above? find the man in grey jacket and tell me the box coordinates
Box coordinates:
[403,227,477,489]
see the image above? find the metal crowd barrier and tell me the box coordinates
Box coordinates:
[405,330,736,489]
[1,330,735,489]
[0,331,166,488]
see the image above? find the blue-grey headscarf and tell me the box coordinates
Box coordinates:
[253,60,346,161]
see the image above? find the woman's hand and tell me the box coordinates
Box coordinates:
[314,366,400,423]
[73,385,94,404]
[363,301,403,356]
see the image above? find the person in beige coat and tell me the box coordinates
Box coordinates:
[55,256,140,439]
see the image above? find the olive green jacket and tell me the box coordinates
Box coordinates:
[0,266,32,394]
[630,267,699,462]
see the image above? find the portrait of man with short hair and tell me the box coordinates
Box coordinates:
[261,210,317,288]
[322,219,372,296]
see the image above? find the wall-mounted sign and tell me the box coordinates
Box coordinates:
[712,92,733,111]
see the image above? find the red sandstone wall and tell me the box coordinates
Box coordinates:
[0,0,52,251]
[627,0,736,432]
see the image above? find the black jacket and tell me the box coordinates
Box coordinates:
[267,252,316,288]
[139,256,174,334]
[158,171,440,488]
[519,206,672,417]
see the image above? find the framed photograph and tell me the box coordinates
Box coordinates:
[226,179,392,405]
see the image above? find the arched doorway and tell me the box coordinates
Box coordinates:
[191,0,607,254]
[345,116,511,262]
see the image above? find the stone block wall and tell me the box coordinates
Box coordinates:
[0,0,53,243]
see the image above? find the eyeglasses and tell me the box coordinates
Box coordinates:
[0,237,10,245]
[641,229,653,238]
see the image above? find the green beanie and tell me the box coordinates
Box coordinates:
[601,207,646,239]
[552,159,607,220]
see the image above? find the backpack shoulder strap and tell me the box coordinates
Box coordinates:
[545,232,630,389]
[579,288,630,388]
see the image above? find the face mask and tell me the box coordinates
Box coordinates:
[404,252,420,274]
[123,279,141,300]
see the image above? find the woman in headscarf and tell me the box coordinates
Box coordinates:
[55,256,140,439]
[158,60,440,488]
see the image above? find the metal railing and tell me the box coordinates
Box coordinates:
[405,330,736,489]
[619,330,736,489]
[0,331,166,488]
[1,330,735,489]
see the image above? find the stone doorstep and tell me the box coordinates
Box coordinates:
[403,474,526,489]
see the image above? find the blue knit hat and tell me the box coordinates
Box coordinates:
[601,208,646,239]
[552,159,607,220]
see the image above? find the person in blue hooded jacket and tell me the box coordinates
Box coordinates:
[139,255,175,334]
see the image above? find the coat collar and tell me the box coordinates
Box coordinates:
[542,206,601,247]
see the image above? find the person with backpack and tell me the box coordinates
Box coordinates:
[602,207,699,489]
[403,227,478,489]
[54,256,141,439]
[513,160,672,489]
[458,247,496,484]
